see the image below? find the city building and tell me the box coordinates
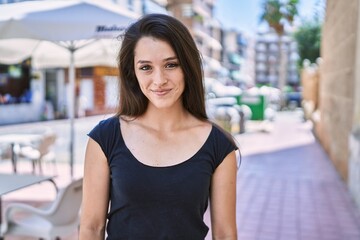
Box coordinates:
[254,30,300,89]
[309,0,360,209]
[221,30,255,87]
[167,0,224,78]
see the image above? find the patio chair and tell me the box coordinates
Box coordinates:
[0,143,11,161]
[18,132,57,175]
[0,143,17,173]
[0,178,83,240]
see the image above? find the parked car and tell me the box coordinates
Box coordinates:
[284,91,302,110]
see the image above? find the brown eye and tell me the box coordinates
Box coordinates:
[166,63,179,69]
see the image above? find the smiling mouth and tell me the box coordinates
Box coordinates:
[151,89,172,96]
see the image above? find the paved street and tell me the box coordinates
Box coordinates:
[235,111,360,240]
[1,110,360,239]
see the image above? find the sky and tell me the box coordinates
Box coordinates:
[214,0,325,35]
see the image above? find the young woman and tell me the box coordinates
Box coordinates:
[79,14,238,240]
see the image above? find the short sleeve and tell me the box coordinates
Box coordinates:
[212,125,238,169]
[87,116,119,159]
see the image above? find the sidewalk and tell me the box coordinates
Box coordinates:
[235,110,360,240]
[1,110,360,239]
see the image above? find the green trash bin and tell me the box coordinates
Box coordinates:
[236,94,265,120]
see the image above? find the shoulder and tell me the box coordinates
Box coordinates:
[88,116,121,158]
[182,118,212,142]
[96,116,120,129]
[211,123,236,144]
[208,123,238,166]
[88,116,120,140]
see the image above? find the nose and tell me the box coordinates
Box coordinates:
[152,69,167,86]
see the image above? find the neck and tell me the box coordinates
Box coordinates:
[138,105,190,132]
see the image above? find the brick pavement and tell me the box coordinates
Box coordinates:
[234,111,360,240]
[1,111,360,239]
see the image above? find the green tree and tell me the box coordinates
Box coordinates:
[260,0,300,90]
[293,19,322,69]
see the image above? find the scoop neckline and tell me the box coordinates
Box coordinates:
[117,117,214,169]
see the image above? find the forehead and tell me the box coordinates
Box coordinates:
[134,37,177,61]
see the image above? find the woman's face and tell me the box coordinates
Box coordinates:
[134,36,185,110]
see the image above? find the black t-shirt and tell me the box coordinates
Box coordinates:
[88,116,237,240]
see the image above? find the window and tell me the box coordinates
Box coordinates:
[127,0,134,11]
[0,59,31,104]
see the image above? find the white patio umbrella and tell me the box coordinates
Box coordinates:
[0,38,120,68]
[0,0,139,177]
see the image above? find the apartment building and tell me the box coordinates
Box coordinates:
[167,0,224,78]
[221,30,255,87]
[255,30,299,89]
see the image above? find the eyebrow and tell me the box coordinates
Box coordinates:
[136,56,178,64]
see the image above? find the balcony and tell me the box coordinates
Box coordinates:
[194,28,222,51]
[193,0,211,18]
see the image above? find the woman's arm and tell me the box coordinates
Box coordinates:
[210,151,238,240]
[79,138,110,240]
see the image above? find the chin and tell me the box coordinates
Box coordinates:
[150,100,182,110]
[152,103,174,109]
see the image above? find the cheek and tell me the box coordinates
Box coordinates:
[136,76,150,94]
[137,80,146,92]
[134,71,144,86]
[178,75,186,92]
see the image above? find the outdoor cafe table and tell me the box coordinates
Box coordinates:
[0,133,43,173]
[0,173,57,239]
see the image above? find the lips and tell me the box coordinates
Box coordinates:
[151,89,172,96]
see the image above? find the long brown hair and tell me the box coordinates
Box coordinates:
[116,14,207,120]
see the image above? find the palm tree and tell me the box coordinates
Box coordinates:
[260,0,299,90]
